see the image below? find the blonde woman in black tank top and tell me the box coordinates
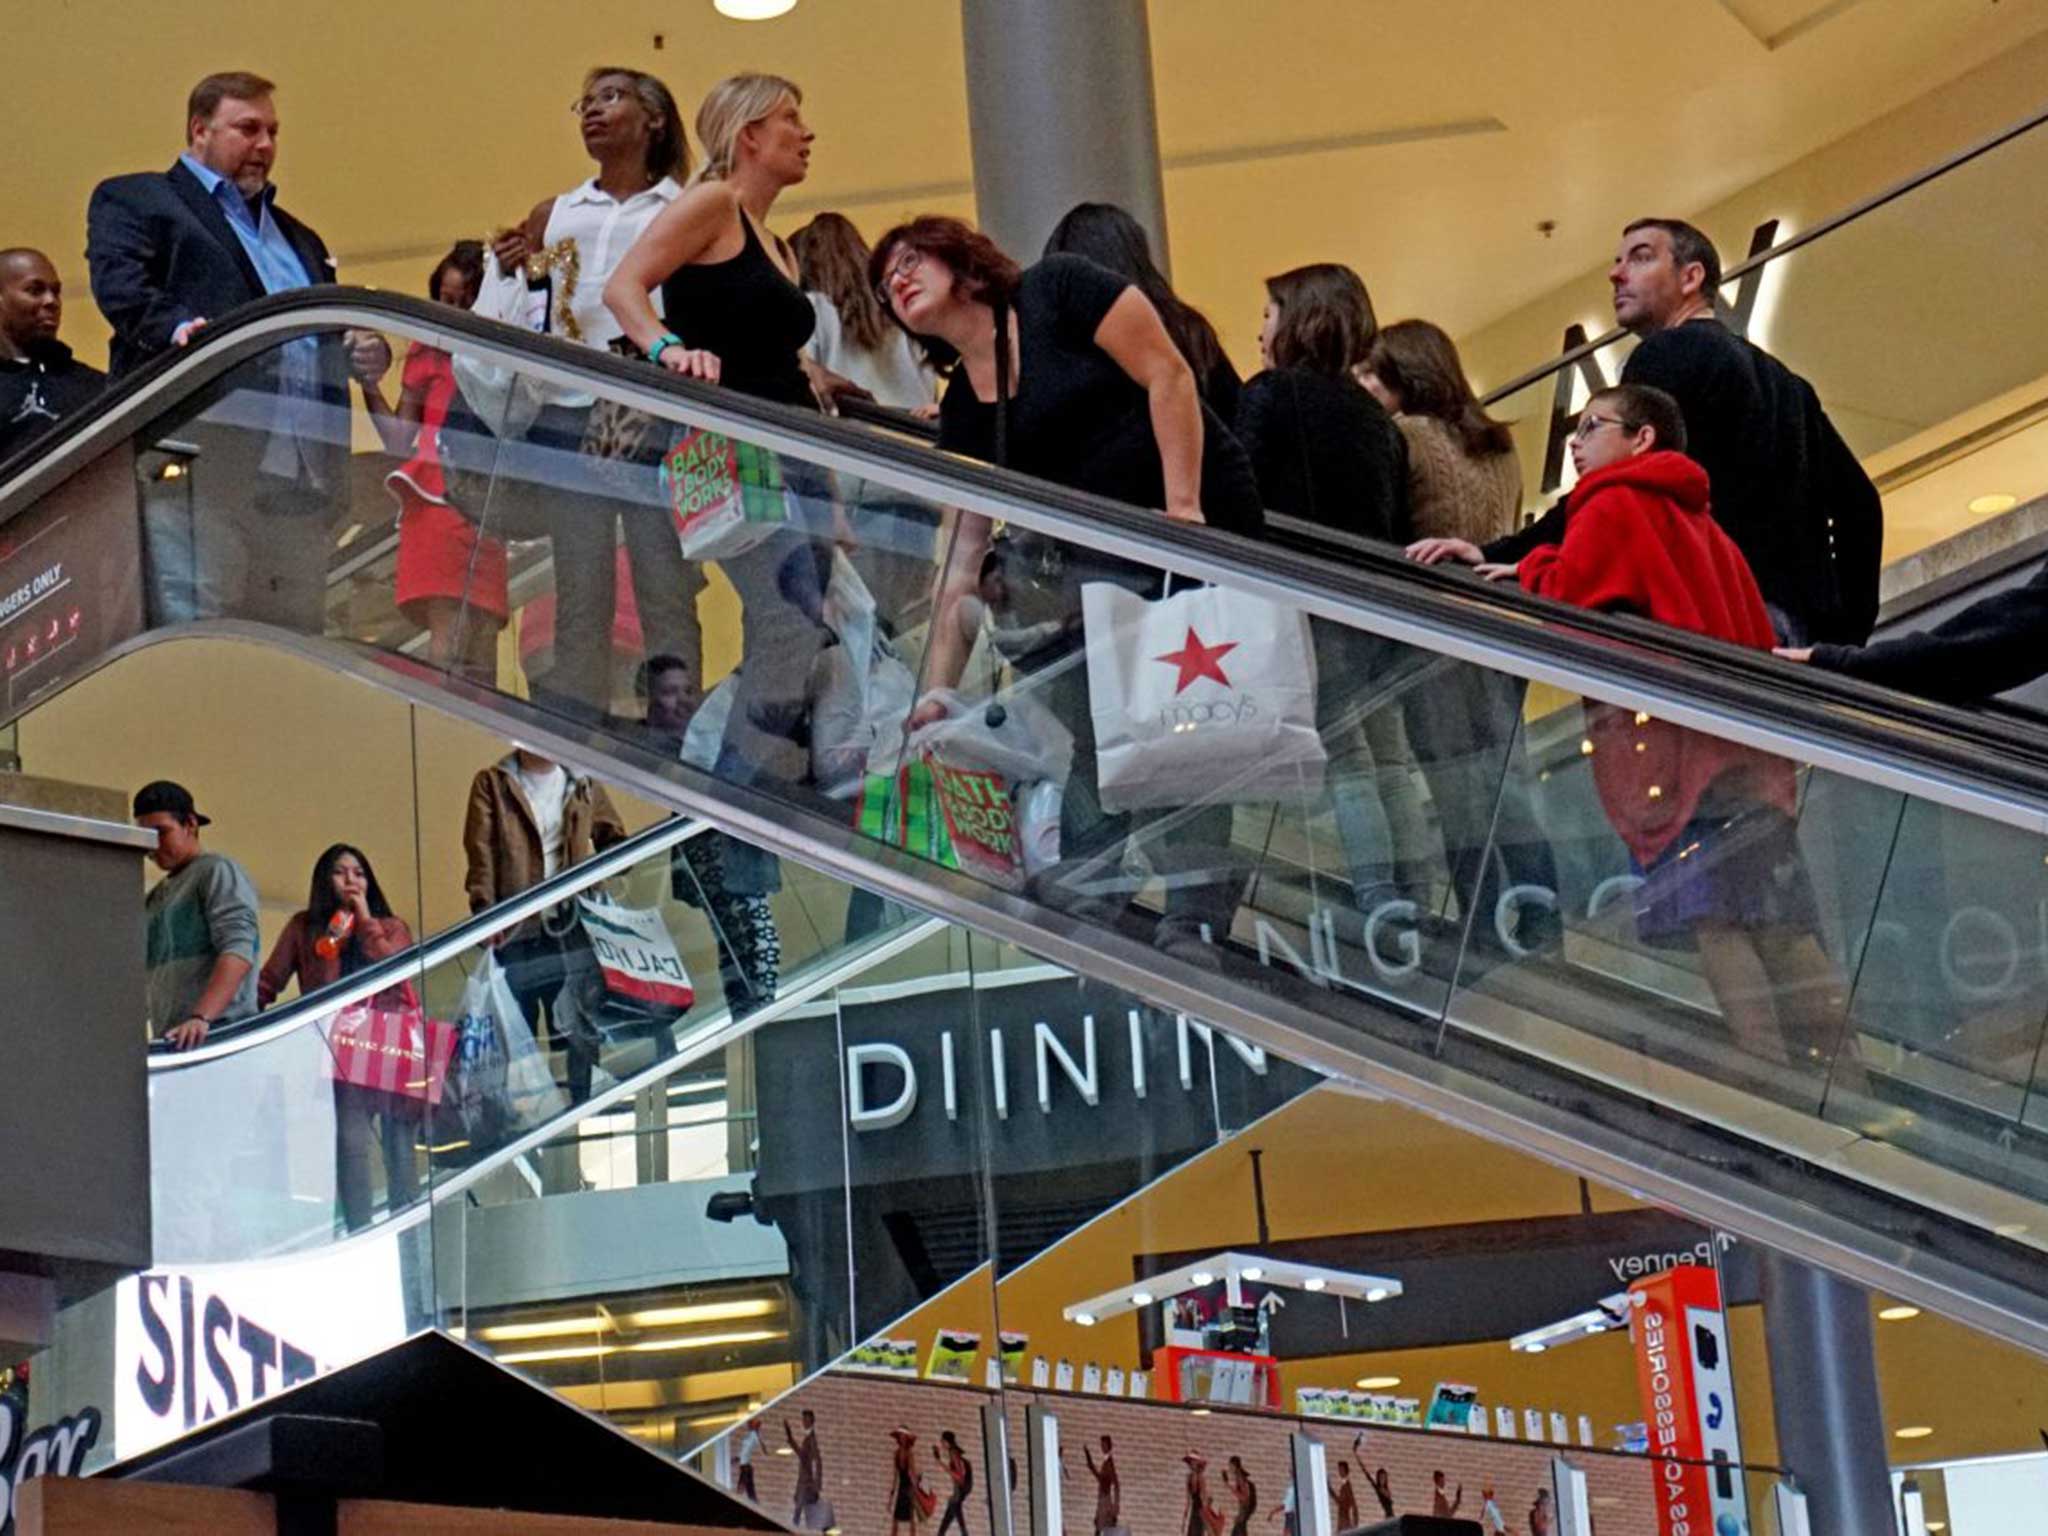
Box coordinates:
[603,73,840,792]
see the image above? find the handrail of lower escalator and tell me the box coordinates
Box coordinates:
[150,812,707,1069]
[12,288,2048,837]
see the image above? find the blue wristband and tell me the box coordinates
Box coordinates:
[647,333,684,364]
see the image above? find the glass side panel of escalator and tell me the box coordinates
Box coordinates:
[5,309,2048,1323]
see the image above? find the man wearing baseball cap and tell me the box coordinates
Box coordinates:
[133,779,259,1048]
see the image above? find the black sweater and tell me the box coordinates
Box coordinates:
[1810,560,2048,702]
[1486,319,1882,644]
[1236,367,1410,545]
[0,341,105,462]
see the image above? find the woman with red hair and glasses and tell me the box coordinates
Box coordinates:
[868,215,1261,966]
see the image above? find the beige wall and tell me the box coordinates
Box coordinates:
[12,636,669,991]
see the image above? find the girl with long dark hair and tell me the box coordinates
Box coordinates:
[1361,318,1519,548]
[258,844,420,1232]
[1043,201,1241,418]
[1237,263,1436,915]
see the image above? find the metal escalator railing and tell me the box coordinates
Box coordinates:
[11,295,2048,1358]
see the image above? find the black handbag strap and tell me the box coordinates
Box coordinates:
[993,296,1013,469]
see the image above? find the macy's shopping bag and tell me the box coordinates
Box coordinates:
[327,1004,457,1105]
[576,895,695,1028]
[1082,580,1325,813]
[658,427,790,561]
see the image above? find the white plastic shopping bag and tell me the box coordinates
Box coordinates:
[903,688,1074,889]
[454,952,567,1134]
[1083,580,1325,812]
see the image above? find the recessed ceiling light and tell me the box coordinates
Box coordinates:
[1356,1376,1401,1389]
[1190,1271,1215,1286]
[714,0,798,16]
[1525,1342,1547,1354]
[1074,1312,1096,1327]
[1240,1266,1265,1281]
[1130,1291,1154,1307]
[1968,493,2018,516]
[1878,1305,1921,1322]
[1894,1426,1934,1439]
[1304,1277,1327,1292]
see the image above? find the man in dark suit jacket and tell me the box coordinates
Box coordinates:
[86,70,386,630]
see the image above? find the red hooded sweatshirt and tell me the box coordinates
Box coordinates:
[1519,450,1793,863]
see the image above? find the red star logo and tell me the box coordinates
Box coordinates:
[1155,626,1238,694]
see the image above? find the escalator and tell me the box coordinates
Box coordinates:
[9,284,2048,1387]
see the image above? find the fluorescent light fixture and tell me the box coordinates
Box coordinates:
[1877,1305,1921,1322]
[1510,1293,1632,1353]
[1968,493,2018,516]
[1061,1252,1402,1326]
[494,1326,782,1366]
[477,1296,776,1343]
[1356,1376,1401,1390]
[1894,1426,1934,1439]
[714,0,797,16]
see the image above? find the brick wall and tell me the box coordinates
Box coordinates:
[728,1371,1665,1536]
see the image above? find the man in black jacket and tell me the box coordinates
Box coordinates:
[86,70,386,630]
[1778,560,2048,703]
[1412,218,1883,646]
[0,249,104,462]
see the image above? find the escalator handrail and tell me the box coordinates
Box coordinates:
[150,812,707,1069]
[11,288,2048,836]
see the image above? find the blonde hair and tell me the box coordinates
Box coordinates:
[688,73,802,187]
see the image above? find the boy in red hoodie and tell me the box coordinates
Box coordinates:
[1484,384,1843,1072]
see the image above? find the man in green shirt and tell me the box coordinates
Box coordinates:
[133,780,259,1048]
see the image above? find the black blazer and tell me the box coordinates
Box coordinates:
[86,160,337,375]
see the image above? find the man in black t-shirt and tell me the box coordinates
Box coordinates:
[1413,218,1882,646]
[0,249,105,462]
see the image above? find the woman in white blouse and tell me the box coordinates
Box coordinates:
[481,66,700,719]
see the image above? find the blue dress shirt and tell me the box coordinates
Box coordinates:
[177,154,326,479]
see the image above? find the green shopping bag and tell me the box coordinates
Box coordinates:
[660,428,788,561]
[855,762,957,870]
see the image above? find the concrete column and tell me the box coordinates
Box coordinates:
[959,0,1171,266]
[1759,1250,1897,1536]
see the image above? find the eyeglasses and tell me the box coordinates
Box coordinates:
[1572,413,1633,442]
[873,246,922,307]
[571,86,634,117]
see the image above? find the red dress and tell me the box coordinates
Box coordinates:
[388,344,509,620]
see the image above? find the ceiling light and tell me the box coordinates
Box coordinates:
[1191,1407,1210,1416]
[1304,1277,1327,1292]
[1130,1291,1155,1307]
[1894,1426,1934,1439]
[775,1446,795,1457]
[631,1298,776,1328]
[496,1342,614,1365]
[1968,493,2018,516]
[1240,1266,1265,1281]
[478,1315,605,1344]
[1526,1342,1547,1353]
[622,1328,782,1355]
[1878,1305,1921,1322]
[1927,1522,1947,1531]
[1366,1287,1390,1303]
[1356,1376,1401,1390]
[714,0,797,17]
[1190,1271,1215,1286]
[1074,1312,1097,1327]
